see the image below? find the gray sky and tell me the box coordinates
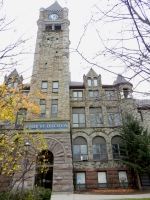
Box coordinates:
[1,0,149,99]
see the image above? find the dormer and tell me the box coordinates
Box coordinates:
[4,69,23,88]
[83,68,101,88]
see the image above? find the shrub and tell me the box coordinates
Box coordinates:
[0,187,51,200]
[43,188,51,200]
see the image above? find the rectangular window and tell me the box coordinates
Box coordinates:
[56,38,59,43]
[55,51,58,56]
[118,171,128,188]
[87,78,91,86]
[76,172,86,190]
[90,108,103,127]
[94,78,98,86]
[112,144,125,159]
[89,90,99,100]
[41,81,48,92]
[107,113,120,125]
[73,91,83,101]
[98,172,107,188]
[40,99,46,118]
[107,107,121,126]
[46,26,52,31]
[72,108,85,127]
[52,81,58,92]
[51,100,58,118]
[89,90,100,100]
[73,145,87,156]
[105,90,115,100]
[55,25,61,30]
[93,144,107,160]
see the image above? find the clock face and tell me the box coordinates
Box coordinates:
[49,14,58,20]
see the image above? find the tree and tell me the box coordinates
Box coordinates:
[119,113,150,190]
[74,0,150,98]
[0,83,47,196]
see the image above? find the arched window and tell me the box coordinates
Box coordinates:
[55,51,58,56]
[94,78,98,86]
[92,136,107,160]
[47,38,50,44]
[73,137,88,161]
[7,79,12,88]
[56,38,59,43]
[14,79,18,87]
[111,136,125,159]
[87,78,91,86]
[45,63,48,69]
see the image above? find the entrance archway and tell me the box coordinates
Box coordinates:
[35,150,53,189]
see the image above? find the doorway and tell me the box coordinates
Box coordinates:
[35,150,53,190]
[35,168,53,189]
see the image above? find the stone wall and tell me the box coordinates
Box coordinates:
[43,133,73,192]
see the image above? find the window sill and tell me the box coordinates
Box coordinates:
[72,126,86,128]
[93,159,108,162]
[91,125,104,127]
[73,160,88,162]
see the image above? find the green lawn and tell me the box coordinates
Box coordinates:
[113,199,150,200]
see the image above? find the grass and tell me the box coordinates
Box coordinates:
[113,199,150,200]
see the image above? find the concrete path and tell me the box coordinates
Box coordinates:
[51,193,150,200]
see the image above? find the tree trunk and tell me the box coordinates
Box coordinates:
[131,168,136,189]
[136,172,142,191]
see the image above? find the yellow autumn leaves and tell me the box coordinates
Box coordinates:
[0,83,47,178]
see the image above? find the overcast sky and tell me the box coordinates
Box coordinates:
[1,0,149,99]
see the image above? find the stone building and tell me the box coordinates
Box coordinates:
[2,1,150,193]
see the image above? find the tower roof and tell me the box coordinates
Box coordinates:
[113,74,132,85]
[46,1,63,11]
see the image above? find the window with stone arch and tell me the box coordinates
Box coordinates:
[87,78,92,86]
[94,77,98,86]
[73,137,88,161]
[92,136,108,161]
[111,136,125,159]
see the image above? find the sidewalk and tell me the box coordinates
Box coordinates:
[51,193,150,200]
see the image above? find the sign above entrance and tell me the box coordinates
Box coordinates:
[25,122,69,131]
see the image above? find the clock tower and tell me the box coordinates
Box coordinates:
[28,1,73,193]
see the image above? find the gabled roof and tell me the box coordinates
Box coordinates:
[113,74,132,86]
[4,69,23,83]
[46,1,63,11]
[8,69,19,78]
[86,68,98,77]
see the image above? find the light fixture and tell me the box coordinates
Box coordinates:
[24,141,30,151]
